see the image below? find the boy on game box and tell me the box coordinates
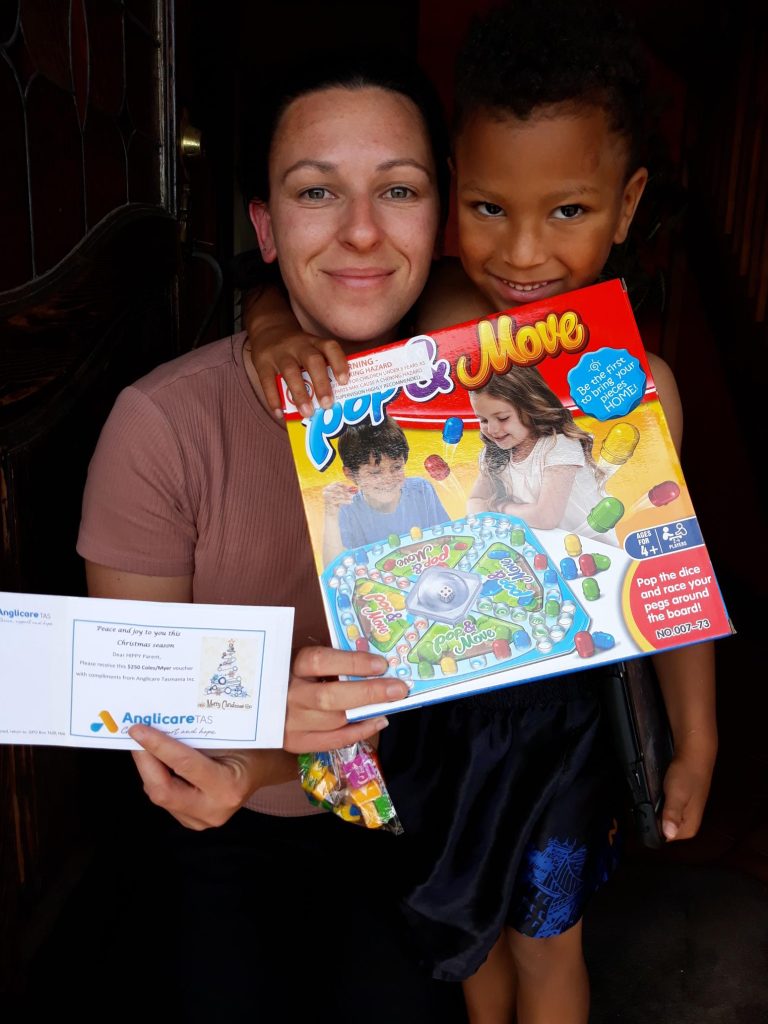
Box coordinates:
[280,280,732,720]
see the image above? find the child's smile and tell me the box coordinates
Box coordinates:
[470,393,534,456]
[454,105,647,312]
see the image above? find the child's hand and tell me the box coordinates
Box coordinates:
[252,332,349,421]
[661,740,717,841]
[323,482,357,510]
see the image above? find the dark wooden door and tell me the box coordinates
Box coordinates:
[0,0,181,993]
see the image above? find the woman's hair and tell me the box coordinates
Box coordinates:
[454,0,649,175]
[240,52,450,211]
[474,367,603,500]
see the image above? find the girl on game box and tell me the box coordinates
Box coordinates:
[245,5,717,1022]
[467,366,617,544]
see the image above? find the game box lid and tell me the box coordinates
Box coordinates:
[279,279,733,720]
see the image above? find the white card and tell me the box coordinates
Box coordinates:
[0,592,294,749]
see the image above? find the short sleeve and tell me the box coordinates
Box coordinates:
[77,387,198,575]
[542,435,586,470]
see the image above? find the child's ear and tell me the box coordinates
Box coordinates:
[248,200,278,263]
[613,166,649,245]
[342,466,355,482]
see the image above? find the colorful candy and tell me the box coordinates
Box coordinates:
[592,553,611,571]
[534,554,548,570]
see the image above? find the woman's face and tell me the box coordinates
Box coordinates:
[250,86,440,348]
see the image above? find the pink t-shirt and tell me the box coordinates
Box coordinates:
[78,333,328,816]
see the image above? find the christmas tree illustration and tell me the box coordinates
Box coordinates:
[204,639,248,698]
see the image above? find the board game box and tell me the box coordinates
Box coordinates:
[280,279,732,721]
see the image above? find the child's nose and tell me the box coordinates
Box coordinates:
[502,219,546,270]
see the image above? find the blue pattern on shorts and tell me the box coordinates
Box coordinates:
[516,837,589,938]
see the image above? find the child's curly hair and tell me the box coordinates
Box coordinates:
[454,0,648,175]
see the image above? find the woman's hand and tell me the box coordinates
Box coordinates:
[128,646,409,830]
[129,729,294,831]
[283,646,409,753]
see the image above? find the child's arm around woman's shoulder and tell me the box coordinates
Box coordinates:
[647,352,718,843]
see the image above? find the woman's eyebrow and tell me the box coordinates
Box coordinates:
[282,159,335,181]
[376,158,433,177]
[283,157,433,181]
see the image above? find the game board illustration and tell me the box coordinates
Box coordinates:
[281,280,732,719]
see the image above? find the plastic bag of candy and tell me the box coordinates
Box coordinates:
[298,740,403,834]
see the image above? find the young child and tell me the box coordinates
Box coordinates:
[467,366,616,542]
[247,5,717,1022]
[323,417,448,564]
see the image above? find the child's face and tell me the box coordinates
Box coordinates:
[470,392,532,451]
[346,454,406,507]
[454,106,648,311]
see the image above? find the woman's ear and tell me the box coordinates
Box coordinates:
[613,166,649,245]
[248,200,278,263]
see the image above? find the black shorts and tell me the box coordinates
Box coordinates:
[378,672,622,982]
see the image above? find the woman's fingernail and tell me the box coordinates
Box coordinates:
[300,403,313,418]
[339,373,349,385]
[320,395,333,410]
[386,683,406,698]
[372,716,389,730]
[272,408,284,419]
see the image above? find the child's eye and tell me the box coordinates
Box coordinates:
[300,187,333,201]
[383,185,415,200]
[553,204,584,220]
[474,201,505,218]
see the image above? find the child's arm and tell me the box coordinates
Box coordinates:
[495,465,580,529]
[653,643,717,841]
[246,260,487,418]
[647,352,717,841]
[243,286,348,420]
[466,469,496,514]
[322,482,356,565]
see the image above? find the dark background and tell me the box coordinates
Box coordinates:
[1,0,766,1016]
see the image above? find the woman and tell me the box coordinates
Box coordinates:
[77,56,464,1022]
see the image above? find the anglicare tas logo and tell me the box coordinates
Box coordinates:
[90,709,119,733]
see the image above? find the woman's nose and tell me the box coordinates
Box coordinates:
[339,195,383,250]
